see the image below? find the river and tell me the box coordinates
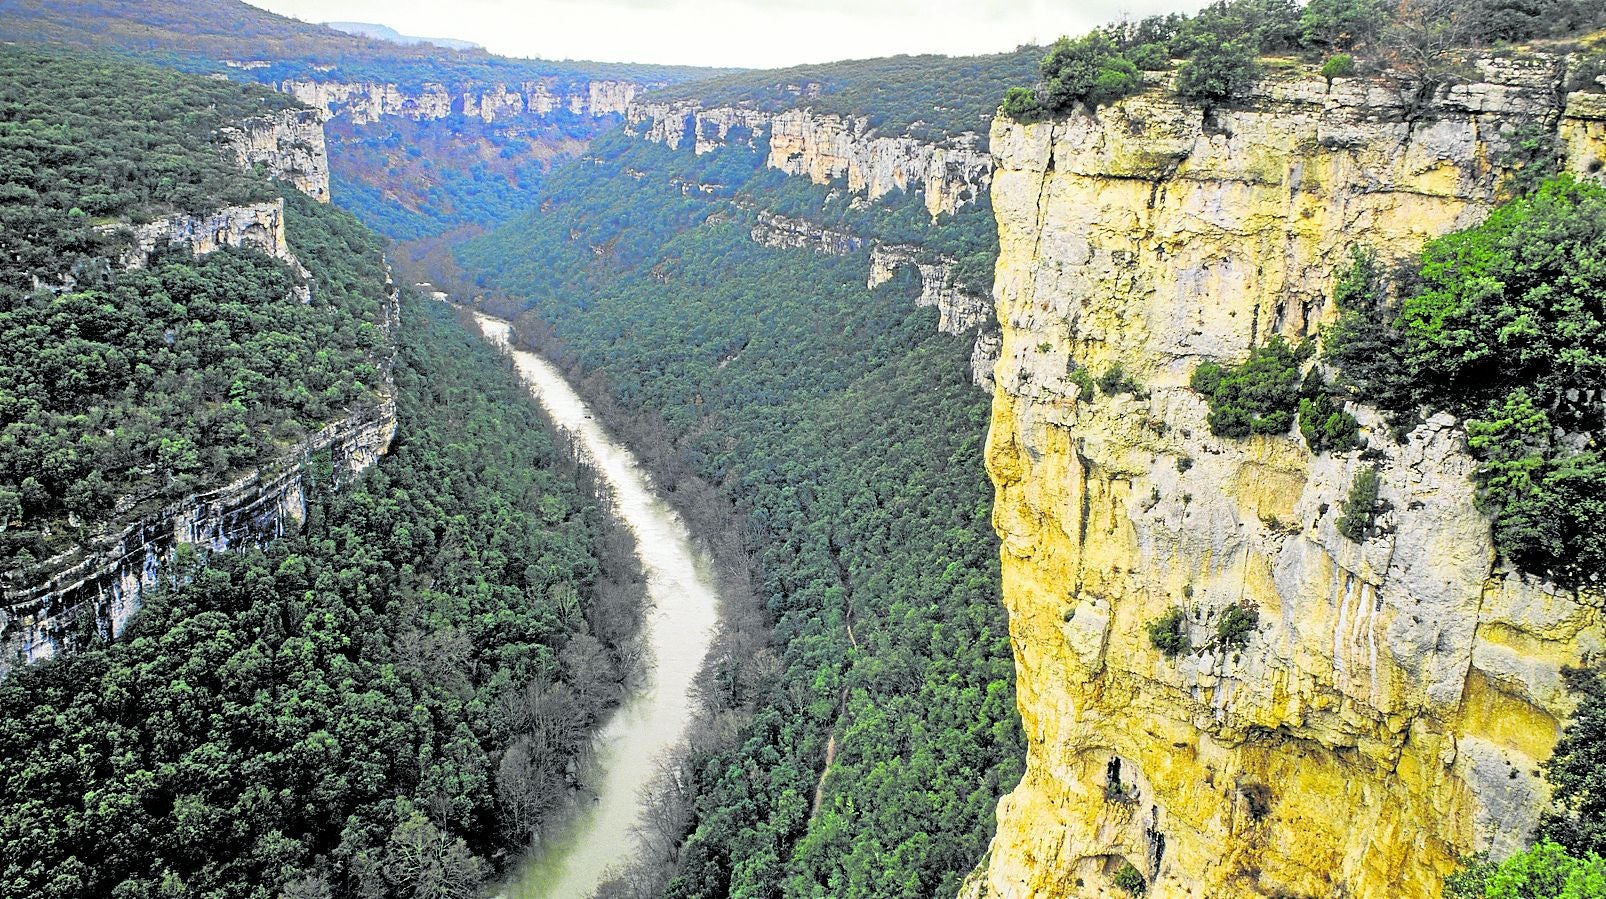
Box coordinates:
[471,313,723,898]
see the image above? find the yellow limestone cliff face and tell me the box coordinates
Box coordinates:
[973,57,1606,899]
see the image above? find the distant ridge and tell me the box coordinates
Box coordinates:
[326,20,483,51]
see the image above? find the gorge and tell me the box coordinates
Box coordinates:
[1,1,1605,898]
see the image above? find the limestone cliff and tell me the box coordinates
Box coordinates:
[626,101,992,215]
[280,77,641,126]
[868,243,991,336]
[973,56,1606,898]
[0,398,397,675]
[222,108,331,201]
[108,199,312,301]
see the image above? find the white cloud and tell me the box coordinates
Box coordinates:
[246,0,1213,68]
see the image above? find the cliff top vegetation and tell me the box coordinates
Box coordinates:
[0,47,390,586]
[999,0,1606,120]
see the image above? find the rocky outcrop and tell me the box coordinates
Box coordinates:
[750,211,864,255]
[281,78,643,126]
[222,108,331,201]
[974,56,1606,898]
[112,198,283,262]
[867,243,990,335]
[105,199,314,301]
[0,398,398,676]
[626,102,991,216]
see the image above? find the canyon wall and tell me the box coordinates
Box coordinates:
[222,107,331,201]
[279,77,641,126]
[972,57,1606,898]
[0,398,397,676]
[625,101,992,216]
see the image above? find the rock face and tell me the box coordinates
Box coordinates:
[750,211,864,255]
[974,57,1606,898]
[113,198,290,263]
[222,108,331,201]
[107,199,314,301]
[868,243,990,335]
[626,101,992,216]
[0,398,398,676]
[280,78,642,126]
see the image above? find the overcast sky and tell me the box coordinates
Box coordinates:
[245,0,1211,68]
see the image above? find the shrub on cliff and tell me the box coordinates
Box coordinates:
[1336,465,1383,541]
[1191,337,1309,439]
[1445,841,1606,898]
[1040,33,1144,110]
[1112,861,1148,894]
[1543,663,1606,856]
[1215,602,1260,647]
[1146,606,1191,657]
[1175,38,1263,103]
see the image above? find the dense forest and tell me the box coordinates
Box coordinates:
[0,48,390,582]
[459,125,1023,898]
[0,294,643,898]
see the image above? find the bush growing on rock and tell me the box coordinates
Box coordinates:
[1191,337,1309,439]
[1216,603,1260,647]
[1113,861,1147,894]
[1336,465,1383,541]
[1146,606,1191,657]
[1039,33,1143,110]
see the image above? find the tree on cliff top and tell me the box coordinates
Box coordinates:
[1035,33,1143,113]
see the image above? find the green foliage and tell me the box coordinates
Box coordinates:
[1191,338,1307,439]
[1175,38,1263,103]
[1298,372,1361,453]
[1097,363,1142,397]
[1069,366,1098,398]
[1301,0,1384,50]
[1113,861,1147,894]
[1542,663,1606,855]
[0,48,390,577]
[1321,53,1357,81]
[1336,465,1383,542]
[1039,33,1143,111]
[1498,122,1564,198]
[1445,841,1606,899]
[1327,179,1606,584]
[0,296,627,898]
[1324,246,1420,413]
[460,131,1023,899]
[0,46,289,291]
[1215,603,1260,647]
[1146,607,1191,657]
[1000,86,1045,121]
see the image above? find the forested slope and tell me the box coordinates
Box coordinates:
[459,124,1023,898]
[0,49,641,899]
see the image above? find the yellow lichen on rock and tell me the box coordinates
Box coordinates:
[974,57,1606,898]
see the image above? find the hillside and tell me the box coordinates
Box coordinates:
[0,46,639,899]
